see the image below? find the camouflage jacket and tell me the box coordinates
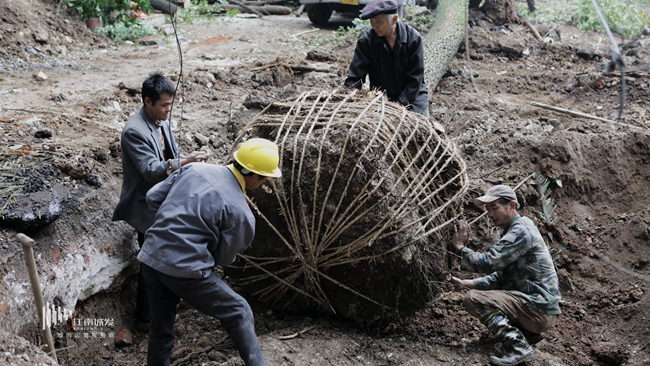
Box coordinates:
[460,214,561,315]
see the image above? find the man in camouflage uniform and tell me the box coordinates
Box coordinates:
[449,185,561,365]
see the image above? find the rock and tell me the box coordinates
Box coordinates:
[575,48,602,60]
[118,82,140,96]
[109,141,121,158]
[115,328,133,347]
[54,45,67,56]
[34,129,52,138]
[34,28,49,44]
[33,71,47,81]
[136,36,165,46]
[0,190,62,232]
[243,93,271,110]
[25,46,39,55]
[85,174,102,187]
[193,133,209,147]
[238,34,250,42]
[499,39,524,56]
[305,50,337,63]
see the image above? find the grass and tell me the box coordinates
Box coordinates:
[517,0,650,38]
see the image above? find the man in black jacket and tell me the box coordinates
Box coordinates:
[344,0,428,115]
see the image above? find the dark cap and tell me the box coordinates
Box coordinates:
[360,0,398,20]
[473,185,521,209]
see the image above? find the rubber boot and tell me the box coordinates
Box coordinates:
[480,309,534,365]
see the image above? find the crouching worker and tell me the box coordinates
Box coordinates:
[138,138,282,366]
[448,185,561,365]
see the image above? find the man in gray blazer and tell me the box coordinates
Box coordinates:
[113,72,205,330]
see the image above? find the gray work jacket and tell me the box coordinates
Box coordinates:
[137,164,255,279]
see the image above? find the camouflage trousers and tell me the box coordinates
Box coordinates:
[463,290,557,334]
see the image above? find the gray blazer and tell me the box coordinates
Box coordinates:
[112,107,184,233]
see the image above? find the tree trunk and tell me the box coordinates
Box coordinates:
[149,0,178,16]
[214,3,292,15]
[423,0,469,93]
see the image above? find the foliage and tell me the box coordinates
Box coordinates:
[95,20,156,42]
[531,172,561,225]
[575,0,648,38]
[63,0,152,24]
[517,0,649,38]
[307,19,368,47]
[178,0,240,24]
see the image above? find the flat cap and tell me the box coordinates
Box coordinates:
[360,0,398,20]
[474,185,521,209]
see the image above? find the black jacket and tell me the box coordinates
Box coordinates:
[344,21,428,113]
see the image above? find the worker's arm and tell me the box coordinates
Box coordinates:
[344,35,371,89]
[398,32,426,111]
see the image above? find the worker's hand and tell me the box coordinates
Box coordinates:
[451,219,468,253]
[447,276,474,291]
[447,276,464,292]
[187,151,206,163]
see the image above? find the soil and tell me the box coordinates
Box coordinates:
[1,0,650,365]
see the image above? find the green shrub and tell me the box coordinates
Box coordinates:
[95,20,156,42]
[576,0,648,38]
[517,0,649,38]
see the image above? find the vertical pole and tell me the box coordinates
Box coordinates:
[16,233,58,364]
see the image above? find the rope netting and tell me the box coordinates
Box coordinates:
[229,89,468,323]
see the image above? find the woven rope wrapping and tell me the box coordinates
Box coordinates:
[230,89,468,322]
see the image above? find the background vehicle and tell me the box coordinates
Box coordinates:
[300,0,407,25]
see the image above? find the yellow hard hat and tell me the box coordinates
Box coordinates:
[233,138,282,177]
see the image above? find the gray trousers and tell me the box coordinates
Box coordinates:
[141,264,267,366]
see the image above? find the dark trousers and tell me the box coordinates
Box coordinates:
[136,232,151,324]
[141,264,267,366]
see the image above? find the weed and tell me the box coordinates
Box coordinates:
[307,19,369,47]
[517,0,649,38]
[531,172,560,225]
[575,0,648,38]
[95,20,156,42]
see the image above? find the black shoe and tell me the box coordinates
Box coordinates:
[137,321,150,332]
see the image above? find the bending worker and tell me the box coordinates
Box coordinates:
[138,138,282,366]
[344,0,429,115]
[113,72,205,331]
[449,185,561,365]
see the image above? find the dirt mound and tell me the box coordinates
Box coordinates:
[0,0,105,70]
[225,90,467,326]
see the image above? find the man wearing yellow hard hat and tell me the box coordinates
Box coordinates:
[138,138,281,366]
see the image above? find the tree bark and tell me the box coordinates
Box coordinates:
[423,0,469,93]
[149,0,178,16]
